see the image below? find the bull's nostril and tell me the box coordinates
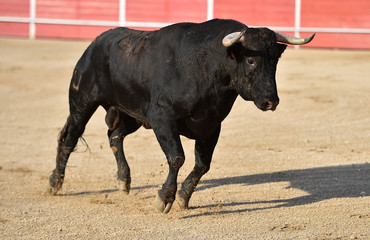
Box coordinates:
[261,98,278,111]
[267,101,273,109]
[266,101,273,110]
[260,99,270,111]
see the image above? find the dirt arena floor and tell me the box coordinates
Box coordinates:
[0,37,369,239]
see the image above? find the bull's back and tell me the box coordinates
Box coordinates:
[69,27,153,112]
[85,25,194,114]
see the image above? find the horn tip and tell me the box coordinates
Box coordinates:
[306,33,316,43]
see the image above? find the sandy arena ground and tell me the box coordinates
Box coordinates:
[0,38,369,239]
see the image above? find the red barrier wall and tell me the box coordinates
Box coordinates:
[301,0,370,49]
[214,0,295,27]
[0,0,29,17]
[0,0,369,49]
[0,0,29,36]
[126,0,207,23]
[36,0,119,21]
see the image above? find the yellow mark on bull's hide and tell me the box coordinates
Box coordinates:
[111,146,118,155]
[112,136,119,140]
[72,73,82,91]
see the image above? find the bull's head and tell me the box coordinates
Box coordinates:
[222,28,315,111]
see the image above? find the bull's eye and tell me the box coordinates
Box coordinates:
[246,57,256,67]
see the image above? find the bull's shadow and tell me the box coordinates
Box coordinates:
[182,163,369,218]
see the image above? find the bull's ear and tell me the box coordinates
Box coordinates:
[276,43,287,58]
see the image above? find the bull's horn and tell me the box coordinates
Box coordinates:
[275,32,315,45]
[222,30,246,47]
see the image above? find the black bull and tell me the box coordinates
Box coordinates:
[48,19,314,213]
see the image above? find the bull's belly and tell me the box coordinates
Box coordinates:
[115,106,151,127]
[178,116,221,140]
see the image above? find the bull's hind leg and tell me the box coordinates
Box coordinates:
[48,107,97,195]
[177,125,221,209]
[106,107,141,194]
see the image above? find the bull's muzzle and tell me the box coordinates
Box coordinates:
[259,98,279,111]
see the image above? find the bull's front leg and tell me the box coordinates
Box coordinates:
[177,125,220,209]
[149,112,185,214]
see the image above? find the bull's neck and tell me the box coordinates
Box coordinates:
[212,73,239,121]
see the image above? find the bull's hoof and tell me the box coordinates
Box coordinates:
[48,171,63,195]
[117,179,130,195]
[155,193,173,214]
[176,190,189,210]
[46,184,60,195]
